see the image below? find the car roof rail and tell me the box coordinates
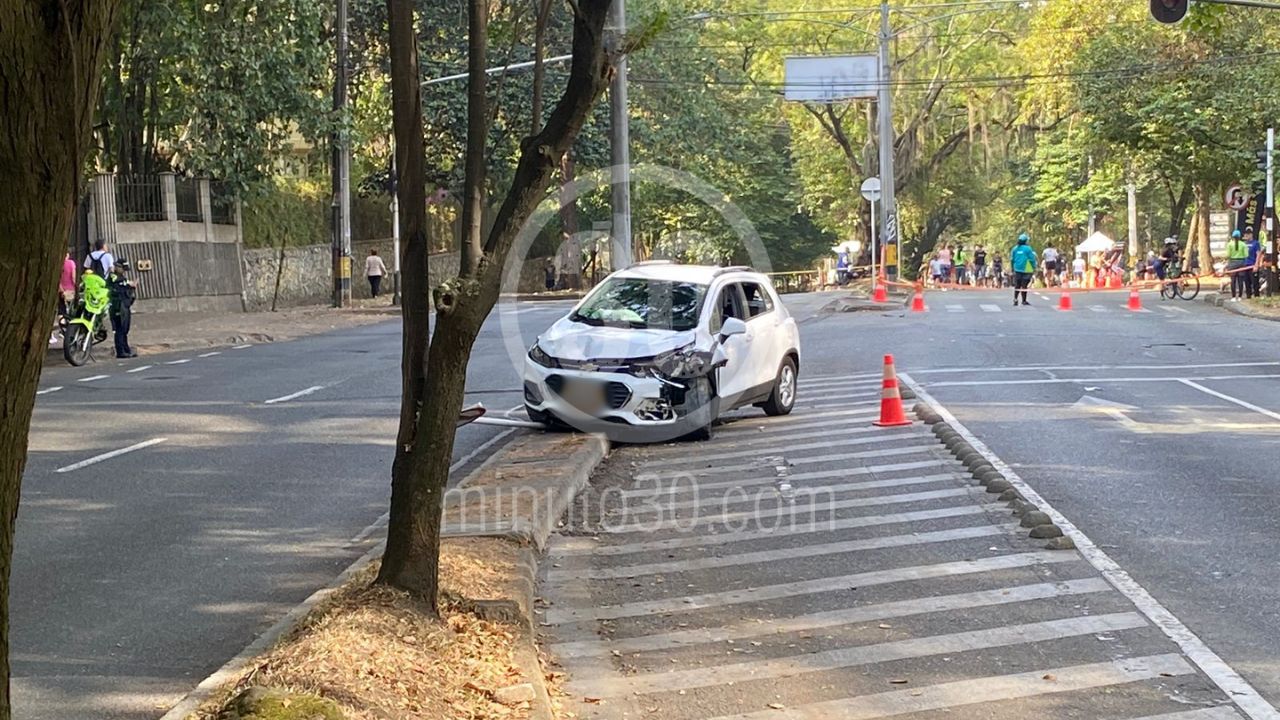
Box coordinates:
[631,259,674,266]
[713,265,755,277]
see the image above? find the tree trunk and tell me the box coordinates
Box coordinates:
[459,0,488,277]
[376,0,615,603]
[0,2,123,717]
[378,0,437,606]
[1194,184,1212,269]
[1168,181,1192,241]
[559,151,581,289]
[531,0,554,134]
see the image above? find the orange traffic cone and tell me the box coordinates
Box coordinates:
[1127,287,1142,311]
[872,281,889,303]
[1106,273,1120,289]
[910,283,927,313]
[1058,291,1073,311]
[874,355,913,427]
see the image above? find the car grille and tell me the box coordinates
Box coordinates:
[546,375,632,410]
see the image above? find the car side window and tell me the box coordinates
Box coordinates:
[741,281,774,319]
[709,284,746,333]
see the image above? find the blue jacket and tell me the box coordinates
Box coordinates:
[1247,239,1261,265]
[1011,245,1037,274]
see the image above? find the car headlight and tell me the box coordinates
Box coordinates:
[651,344,715,379]
[528,342,555,368]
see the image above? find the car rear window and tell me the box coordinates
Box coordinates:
[571,278,707,331]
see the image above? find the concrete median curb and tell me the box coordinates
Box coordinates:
[160,431,609,720]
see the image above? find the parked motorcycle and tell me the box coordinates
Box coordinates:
[63,271,111,366]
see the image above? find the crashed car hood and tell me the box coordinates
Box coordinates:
[539,318,702,361]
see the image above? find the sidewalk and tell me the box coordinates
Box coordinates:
[47,298,400,358]
[1203,291,1280,322]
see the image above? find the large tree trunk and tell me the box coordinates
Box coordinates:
[559,151,581,289]
[459,0,488,276]
[530,0,554,134]
[0,2,123,717]
[1193,184,1212,270]
[378,0,436,604]
[376,0,614,603]
[1168,181,1192,241]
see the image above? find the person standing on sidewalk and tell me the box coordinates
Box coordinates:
[1011,233,1037,306]
[1246,227,1262,298]
[1226,230,1249,302]
[365,249,388,298]
[54,252,77,344]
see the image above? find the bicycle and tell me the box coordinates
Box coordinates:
[1159,261,1200,301]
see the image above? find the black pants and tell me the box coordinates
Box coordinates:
[1250,267,1262,297]
[111,308,132,357]
[369,275,382,297]
[1228,261,1247,298]
[1013,271,1032,303]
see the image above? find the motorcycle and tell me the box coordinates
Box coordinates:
[62,272,112,366]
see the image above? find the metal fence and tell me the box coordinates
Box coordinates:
[176,177,202,222]
[210,181,236,225]
[115,175,165,222]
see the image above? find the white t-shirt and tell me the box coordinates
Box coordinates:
[1043,248,1060,263]
[84,250,114,275]
[1072,257,1086,273]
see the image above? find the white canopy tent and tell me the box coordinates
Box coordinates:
[1075,232,1115,254]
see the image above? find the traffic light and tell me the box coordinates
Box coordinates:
[1151,0,1189,23]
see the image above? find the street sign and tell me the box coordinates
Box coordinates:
[783,55,878,102]
[1226,184,1249,211]
[860,177,882,202]
[1209,211,1230,256]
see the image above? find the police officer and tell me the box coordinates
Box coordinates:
[107,260,137,358]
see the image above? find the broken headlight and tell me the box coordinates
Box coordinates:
[650,345,717,379]
[528,341,555,368]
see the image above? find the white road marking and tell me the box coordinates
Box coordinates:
[642,429,918,468]
[198,351,221,357]
[718,406,881,429]
[678,444,949,477]
[36,386,63,395]
[626,459,953,498]
[550,523,1007,581]
[567,612,1148,698]
[796,397,881,408]
[549,503,998,557]
[945,304,965,313]
[716,412,881,436]
[126,365,153,373]
[550,578,1112,658]
[164,359,191,365]
[980,304,1002,312]
[622,473,962,514]
[707,654,1194,720]
[926,373,1280,388]
[1166,305,1192,313]
[603,487,970,534]
[1180,379,1280,423]
[232,344,252,349]
[56,437,168,473]
[903,374,1280,720]
[804,371,883,383]
[1089,305,1108,313]
[78,374,109,383]
[645,422,908,457]
[912,360,1280,375]
[1133,709,1245,720]
[347,428,517,545]
[263,385,325,405]
[794,389,882,402]
[543,551,1077,623]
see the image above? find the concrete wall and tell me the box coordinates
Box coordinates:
[241,243,465,310]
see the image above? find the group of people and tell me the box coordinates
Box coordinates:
[925,244,1003,287]
[58,239,137,358]
[1224,227,1265,301]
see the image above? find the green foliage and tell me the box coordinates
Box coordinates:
[242,178,329,249]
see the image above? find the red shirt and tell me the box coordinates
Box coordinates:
[60,257,76,292]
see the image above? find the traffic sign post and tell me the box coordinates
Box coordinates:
[861,177,881,282]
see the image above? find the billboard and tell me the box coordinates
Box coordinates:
[783,55,879,102]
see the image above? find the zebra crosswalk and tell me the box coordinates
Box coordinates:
[538,373,1256,720]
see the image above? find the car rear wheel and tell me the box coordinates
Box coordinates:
[761,357,797,416]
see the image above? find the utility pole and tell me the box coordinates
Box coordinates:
[877,1,899,279]
[331,0,352,307]
[390,137,402,306]
[1127,176,1138,260]
[1267,127,1276,295]
[608,0,633,269]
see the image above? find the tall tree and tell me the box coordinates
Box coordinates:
[377,0,615,610]
[0,2,124,717]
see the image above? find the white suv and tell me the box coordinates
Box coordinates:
[523,262,801,442]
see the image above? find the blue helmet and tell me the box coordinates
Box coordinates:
[1232,229,1242,238]
[1017,233,1029,244]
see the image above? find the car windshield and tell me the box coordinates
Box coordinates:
[570,278,706,331]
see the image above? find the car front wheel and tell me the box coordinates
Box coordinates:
[761,357,797,416]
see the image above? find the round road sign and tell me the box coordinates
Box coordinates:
[1225,184,1248,211]
[860,177,882,202]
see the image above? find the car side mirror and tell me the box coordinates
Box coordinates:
[718,316,747,342]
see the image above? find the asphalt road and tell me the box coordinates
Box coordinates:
[801,287,1280,708]
[16,298,578,719]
